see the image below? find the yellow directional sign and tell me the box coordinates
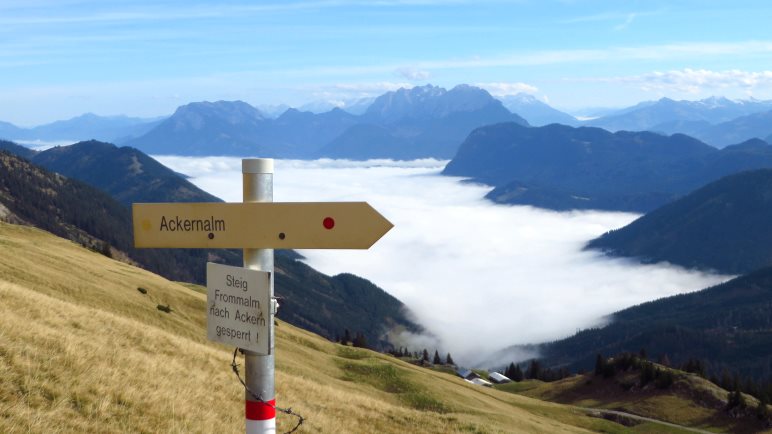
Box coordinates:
[132,202,393,249]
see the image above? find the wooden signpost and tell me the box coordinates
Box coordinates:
[132,158,393,434]
[132,201,393,249]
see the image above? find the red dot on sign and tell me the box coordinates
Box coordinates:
[323,217,335,230]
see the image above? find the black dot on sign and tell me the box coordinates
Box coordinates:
[208,233,214,239]
[279,232,286,240]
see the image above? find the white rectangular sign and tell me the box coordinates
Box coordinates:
[206,262,271,355]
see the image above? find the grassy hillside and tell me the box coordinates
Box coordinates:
[500,367,769,434]
[0,149,216,284]
[0,220,675,433]
[0,149,418,348]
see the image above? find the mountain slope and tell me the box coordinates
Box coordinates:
[126,100,270,155]
[0,149,215,283]
[691,109,772,148]
[0,114,161,143]
[126,85,528,159]
[540,266,772,381]
[30,140,219,206]
[443,123,713,212]
[264,107,359,156]
[0,151,418,346]
[509,364,767,433]
[321,85,528,159]
[588,96,772,132]
[0,139,36,159]
[587,168,772,274]
[497,93,579,126]
[362,84,505,123]
[0,120,24,140]
[0,221,637,433]
[444,123,772,212]
[29,113,163,142]
[127,101,359,158]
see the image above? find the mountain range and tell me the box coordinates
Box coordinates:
[122,84,529,159]
[321,85,528,159]
[686,109,772,148]
[525,166,772,384]
[588,96,772,132]
[587,96,772,148]
[443,122,772,212]
[124,100,360,157]
[5,90,772,160]
[587,168,772,275]
[2,113,163,143]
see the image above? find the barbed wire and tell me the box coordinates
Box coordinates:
[231,348,305,434]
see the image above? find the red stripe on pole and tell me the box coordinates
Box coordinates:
[246,400,276,421]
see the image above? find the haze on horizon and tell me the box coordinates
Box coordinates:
[2,0,772,125]
[156,156,730,367]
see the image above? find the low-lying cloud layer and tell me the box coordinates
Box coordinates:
[157,156,730,367]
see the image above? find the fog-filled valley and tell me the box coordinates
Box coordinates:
[157,156,729,366]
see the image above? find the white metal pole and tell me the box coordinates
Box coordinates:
[242,158,276,434]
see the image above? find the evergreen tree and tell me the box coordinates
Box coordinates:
[505,362,516,379]
[445,353,455,366]
[639,348,647,361]
[727,379,747,410]
[602,362,616,379]
[744,377,759,398]
[658,354,671,367]
[595,354,605,376]
[720,369,733,390]
[757,395,769,421]
[432,350,441,364]
[343,329,352,345]
[526,359,541,380]
[655,369,674,389]
[640,362,655,386]
[512,364,524,381]
[100,240,112,258]
[422,349,429,362]
[682,358,705,377]
[352,332,367,348]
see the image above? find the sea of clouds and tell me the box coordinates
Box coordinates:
[156,156,730,367]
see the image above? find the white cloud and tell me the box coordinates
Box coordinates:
[582,68,772,94]
[561,9,663,29]
[156,156,730,368]
[476,82,538,96]
[395,67,432,81]
[0,1,481,26]
[330,81,412,92]
[247,41,772,80]
[306,81,413,104]
[613,13,636,31]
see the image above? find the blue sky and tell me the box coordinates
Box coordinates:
[2,0,772,125]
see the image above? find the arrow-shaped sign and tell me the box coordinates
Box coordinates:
[132,202,393,249]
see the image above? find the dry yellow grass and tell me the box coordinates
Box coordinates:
[0,221,649,433]
[512,370,772,434]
